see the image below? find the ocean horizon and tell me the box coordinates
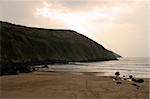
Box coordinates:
[42,57,150,78]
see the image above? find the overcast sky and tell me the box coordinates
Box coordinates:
[0,0,149,57]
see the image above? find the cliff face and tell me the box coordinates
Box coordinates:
[0,21,120,65]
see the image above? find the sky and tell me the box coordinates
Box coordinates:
[0,0,149,57]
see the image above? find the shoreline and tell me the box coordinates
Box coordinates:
[0,71,149,99]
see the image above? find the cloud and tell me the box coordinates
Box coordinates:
[0,1,41,24]
[35,1,129,35]
[0,0,148,57]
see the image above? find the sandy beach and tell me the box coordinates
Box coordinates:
[0,71,149,99]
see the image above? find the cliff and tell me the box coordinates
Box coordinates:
[0,21,121,74]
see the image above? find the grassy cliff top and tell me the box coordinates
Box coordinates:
[0,21,120,65]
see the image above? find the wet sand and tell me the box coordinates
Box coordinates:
[0,71,149,99]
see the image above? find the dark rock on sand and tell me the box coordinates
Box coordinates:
[129,75,133,79]
[131,83,140,87]
[131,83,140,89]
[136,79,144,83]
[115,72,120,76]
[116,81,122,84]
[131,78,137,82]
[132,78,144,83]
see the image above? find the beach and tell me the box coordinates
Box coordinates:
[0,71,149,99]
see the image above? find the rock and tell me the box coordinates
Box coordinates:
[131,78,137,82]
[115,72,120,76]
[124,78,127,80]
[131,78,144,83]
[131,84,140,87]
[129,75,133,79]
[116,81,122,84]
[136,79,144,83]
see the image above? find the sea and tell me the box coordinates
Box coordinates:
[43,57,150,78]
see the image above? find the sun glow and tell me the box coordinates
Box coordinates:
[36,1,124,36]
